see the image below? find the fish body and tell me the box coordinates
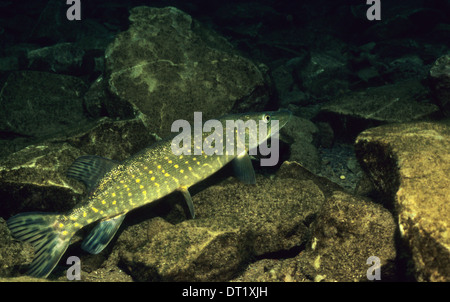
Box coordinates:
[7,110,291,278]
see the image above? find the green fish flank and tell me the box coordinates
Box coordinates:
[6,109,292,278]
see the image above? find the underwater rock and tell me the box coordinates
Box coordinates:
[0,71,88,139]
[52,117,157,162]
[26,43,86,75]
[271,64,298,106]
[315,79,439,140]
[231,257,303,282]
[27,24,112,76]
[121,220,248,282]
[0,218,33,277]
[193,175,324,257]
[355,66,382,86]
[305,191,397,281]
[118,162,326,281]
[105,6,271,137]
[383,55,428,83]
[280,116,320,173]
[362,7,444,41]
[0,142,85,216]
[28,0,70,43]
[0,276,50,282]
[297,52,350,101]
[270,56,310,108]
[0,56,19,72]
[429,54,450,116]
[317,142,364,192]
[29,0,115,48]
[233,190,397,282]
[72,18,119,54]
[83,76,109,118]
[355,122,450,281]
[276,161,343,199]
[315,122,334,148]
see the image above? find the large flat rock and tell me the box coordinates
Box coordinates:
[316,80,439,139]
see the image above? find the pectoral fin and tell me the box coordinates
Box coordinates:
[232,152,256,184]
[178,186,195,219]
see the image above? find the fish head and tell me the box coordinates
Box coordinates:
[219,109,292,151]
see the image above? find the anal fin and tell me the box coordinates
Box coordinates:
[81,214,126,254]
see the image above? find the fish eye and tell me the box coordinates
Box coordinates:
[262,114,271,123]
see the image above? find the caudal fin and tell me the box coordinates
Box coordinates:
[7,212,72,278]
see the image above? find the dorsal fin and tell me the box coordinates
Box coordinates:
[67,155,119,192]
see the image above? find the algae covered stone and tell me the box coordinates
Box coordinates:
[0,71,88,139]
[105,6,271,137]
[233,173,397,282]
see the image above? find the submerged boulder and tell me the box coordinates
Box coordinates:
[120,220,248,282]
[429,54,450,116]
[0,71,88,140]
[104,6,271,137]
[233,190,397,282]
[0,142,85,215]
[305,191,397,281]
[355,122,450,281]
[315,79,439,139]
[280,116,320,173]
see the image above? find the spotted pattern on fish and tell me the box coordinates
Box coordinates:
[6,110,292,278]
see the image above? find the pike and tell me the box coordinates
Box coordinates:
[7,110,291,278]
